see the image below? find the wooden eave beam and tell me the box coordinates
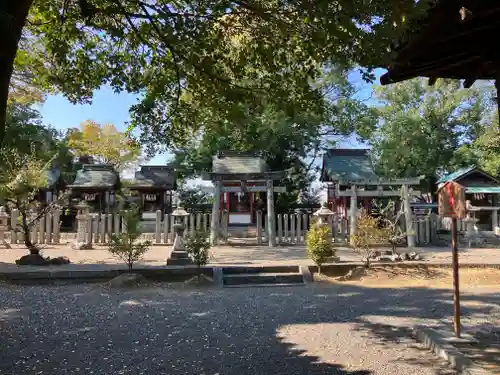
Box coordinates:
[382,55,482,85]
[395,4,500,62]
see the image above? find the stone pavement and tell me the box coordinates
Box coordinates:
[0,244,499,273]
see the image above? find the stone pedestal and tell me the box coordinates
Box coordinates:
[71,202,92,250]
[167,222,193,265]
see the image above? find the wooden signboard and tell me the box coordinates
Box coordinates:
[438,181,466,218]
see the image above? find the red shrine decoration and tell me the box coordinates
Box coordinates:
[438,181,466,219]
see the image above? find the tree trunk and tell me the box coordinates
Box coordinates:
[0,0,33,147]
[20,211,38,254]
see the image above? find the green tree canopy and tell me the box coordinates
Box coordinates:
[468,111,500,176]
[4,99,73,176]
[365,79,495,183]
[2,0,432,149]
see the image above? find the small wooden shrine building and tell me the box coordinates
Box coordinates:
[67,164,120,212]
[128,165,177,216]
[320,149,422,245]
[437,166,500,232]
[203,151,287,246]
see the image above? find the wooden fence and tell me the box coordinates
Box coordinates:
[1,209,444,246]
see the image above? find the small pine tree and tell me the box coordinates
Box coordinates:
[306,222,333,274]
[108,205,151,273]
[184,230,211,278]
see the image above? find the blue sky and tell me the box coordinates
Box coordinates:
[38,69,382,187]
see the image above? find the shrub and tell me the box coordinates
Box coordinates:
[184,229,211,278]
[306,223,333,274]
[108,205,151,273]
[350,212,390,268]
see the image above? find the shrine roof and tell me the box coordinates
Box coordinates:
[437,166,500,185]
[68,164,119,189]
[47,167,61,187]
[212,151,267,174]
[320,149,379,183]
[130,166,177,189]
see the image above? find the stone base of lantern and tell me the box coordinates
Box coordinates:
[167,250,193,266]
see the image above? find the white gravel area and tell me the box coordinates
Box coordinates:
[5,281,498,374]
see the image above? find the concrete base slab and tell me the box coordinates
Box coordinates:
[413,325,493,375]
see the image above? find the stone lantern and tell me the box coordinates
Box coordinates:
[167,206,193,265]
[71,200,92,250]
[313,203,339,263]
[0,206,11,249]
[313,203,335,225]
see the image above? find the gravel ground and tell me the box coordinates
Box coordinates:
[2,282,499,375]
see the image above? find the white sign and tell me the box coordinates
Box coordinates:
[144,194,158,201]
[83,193,97,201]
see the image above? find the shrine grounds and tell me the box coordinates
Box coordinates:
[2,243,500,374]
[2,272,500,375]
[1,244,500,272]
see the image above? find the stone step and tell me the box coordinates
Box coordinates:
[223,272,304,286]
[222,265,300,275]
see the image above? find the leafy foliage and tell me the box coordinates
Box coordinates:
[4,100,73,170]
[350,212,389,267]
[67,120,141,171]
[178,185,212,208]
[470,112,500,176]
[300,186,323,205]
[108,205,151,272]
[2,0,434,149]
[306,223,333,273]
[0,147,67,253]
[184,229,211,275]
[365,79,495,186]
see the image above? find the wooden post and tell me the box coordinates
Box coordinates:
[349,185,357,237]
[266,179,276,246]
[451,217,461,338]
[403,184,416,247]
[210,180,221,245]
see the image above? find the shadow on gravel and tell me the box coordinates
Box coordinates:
[1,282,500,374]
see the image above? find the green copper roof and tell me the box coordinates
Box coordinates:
[437,166,476,184]
[131,166,177,189]
[212,151,267,174]
[320,149,379,182]
[69,164,119,188]
[466,186,500,193]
